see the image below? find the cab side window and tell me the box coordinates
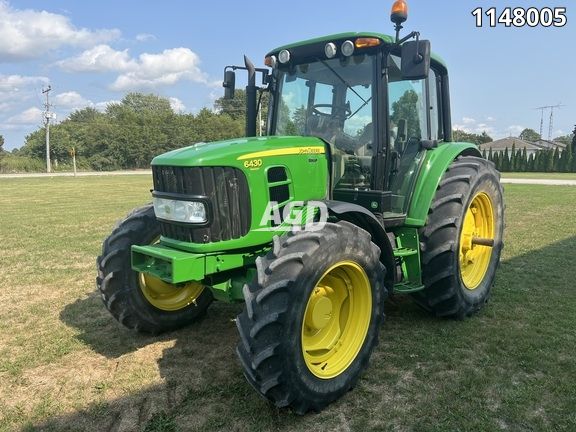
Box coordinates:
[428,68,443,142]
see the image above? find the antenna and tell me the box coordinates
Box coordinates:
[535,106,546,138]
[548,104,563,140]
[535,103,564,140]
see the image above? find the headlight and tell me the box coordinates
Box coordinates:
[153,197,207,223]
[341,40,355,57]
[278,49,291,64]
[325,42,337,59]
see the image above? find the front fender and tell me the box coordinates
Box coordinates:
[405,142,481,227]
[324,200,395,286]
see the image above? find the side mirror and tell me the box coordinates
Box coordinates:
[401,40,431,80]
[223,70,236,99]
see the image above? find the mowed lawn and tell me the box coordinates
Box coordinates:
[501,172,576,180]
[0,176,575,432]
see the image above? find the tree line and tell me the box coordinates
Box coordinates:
[447,126,576,173]
[1,92,247,172]
[483,140,576,173]
[1,91,575,173]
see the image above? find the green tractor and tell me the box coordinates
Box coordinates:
[97,0,504,414]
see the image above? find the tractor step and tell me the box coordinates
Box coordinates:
[393,282,425,293]
[393,247,419,258]
[391,237,423,293]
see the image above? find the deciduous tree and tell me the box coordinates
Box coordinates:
[519,128,541,142]
[452,129,493,145]
[391,90,421,139]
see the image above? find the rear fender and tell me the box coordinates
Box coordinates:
[406,143,481,226]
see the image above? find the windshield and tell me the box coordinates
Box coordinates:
[273,55,375,188]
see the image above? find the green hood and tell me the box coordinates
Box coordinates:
[151,135,326,167]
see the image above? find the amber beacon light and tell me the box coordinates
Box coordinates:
[390,0,408,25]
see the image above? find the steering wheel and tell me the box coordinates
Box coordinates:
[311,104,352,119]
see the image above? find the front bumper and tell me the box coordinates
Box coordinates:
[132,244,205,284]
[131,243,260,285]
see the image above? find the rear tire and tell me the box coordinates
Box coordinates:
[96,204,212,334]
[413,156,504,318]
[236,221,387,414]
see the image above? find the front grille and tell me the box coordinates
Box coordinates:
[152,166,251,243]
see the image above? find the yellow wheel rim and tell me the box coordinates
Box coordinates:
[138,236,204,311]
[301,261,372,379]
[459,192,495,290]
[138,274,204,311]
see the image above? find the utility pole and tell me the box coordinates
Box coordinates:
[70,147,77,176]
[42,85,52,173]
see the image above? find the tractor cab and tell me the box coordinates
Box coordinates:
[223,4,449,225]
[266,33,447,223]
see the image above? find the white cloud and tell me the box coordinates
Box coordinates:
[0,75,49,120]
[454,115,538,140]
[3,89,124,129]
[136,33,156,42]
[5,106,44,125]
[54,91,91,109]
[0,2,120,61]
[207,79,223,89]
[57,44,135,72]
[111,48,208,91]
[454,116,497,137]
[0,74,49,104]
[0,74,49,91]
[507,125,525,136]
[169,97,185,113]
[58,45,209,92]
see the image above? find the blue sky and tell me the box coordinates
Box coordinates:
[0,0,574,150]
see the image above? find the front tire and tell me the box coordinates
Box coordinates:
[236,221,387,414]
[413,156,504,318]
[96,204,212,334]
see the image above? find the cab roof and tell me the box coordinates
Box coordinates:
[266,31,447,70]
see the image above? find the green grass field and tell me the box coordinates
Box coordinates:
[501,172,576,180]
[1,176,575,432]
